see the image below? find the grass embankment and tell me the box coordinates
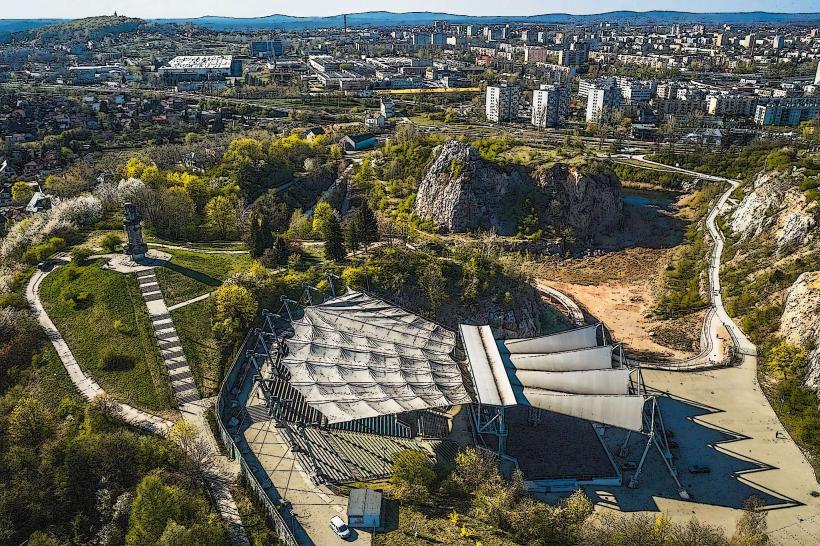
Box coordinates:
[39,260,174,411]
[154,249,253,306]
[171,299,223,397]
[653,183,725,319]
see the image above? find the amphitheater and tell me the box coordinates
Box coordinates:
[219,288,680,493]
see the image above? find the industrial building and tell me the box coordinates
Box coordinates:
[158,55,241,83]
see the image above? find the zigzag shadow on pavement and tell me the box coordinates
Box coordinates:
[584,393,802,513]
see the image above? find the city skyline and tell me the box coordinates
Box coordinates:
[3,0,820,20]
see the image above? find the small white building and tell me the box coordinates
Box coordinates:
[364,113,386,130]
[347,488,383,529]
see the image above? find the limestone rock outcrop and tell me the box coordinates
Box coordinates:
[413,141,623,241]
[729,170,816,253]
[779,272,820,391]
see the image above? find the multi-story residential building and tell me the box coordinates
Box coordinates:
[617,77,654,104]
[532,84,570,128]
[755,97,820,126]
[586,85,621,122]
[772,35,785,49]
[486,84,522,123]
[815,61,820,85]
[707,94,760,117]
[524,46,550,64]
[558,42,589,66]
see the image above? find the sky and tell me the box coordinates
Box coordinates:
[3,0,819,19]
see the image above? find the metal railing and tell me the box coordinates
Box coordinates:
[215,329,300,546]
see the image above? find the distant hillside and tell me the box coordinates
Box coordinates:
[3,10,820,35]
[5,16,157,44]
[156,10,820,29]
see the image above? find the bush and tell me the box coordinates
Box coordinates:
[63,288,93,310]
[71,247,94,265]
[391,450,436,503]
[22,237,66,265]
[100,233,123,253]
[100,348,136,371]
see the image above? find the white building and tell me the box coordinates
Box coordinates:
[815,60,820,85]
[380,98,395,119]
[486,85,522,123]
[532,85,569,128]
[158,55,236,82]
[586,85,621,122]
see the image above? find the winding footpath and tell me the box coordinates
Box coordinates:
[558,156,820,543]
[27,260,250,546]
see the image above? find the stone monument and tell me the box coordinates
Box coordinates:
[123,202,149,259]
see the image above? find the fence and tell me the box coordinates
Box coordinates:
[215,329,300,546]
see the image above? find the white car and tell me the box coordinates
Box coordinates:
[329,515,352,540]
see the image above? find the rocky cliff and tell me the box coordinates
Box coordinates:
[779,272,820,391]
[725,167,820,393]
[729,170,817,254]
[413,141,623,241]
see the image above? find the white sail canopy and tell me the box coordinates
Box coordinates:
[461,324,645,432]
[282,290,471,423]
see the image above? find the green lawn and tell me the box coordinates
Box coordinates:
[171,299,223,397]
[22,344,85,410]
[154,249,254,307]
[39,260,174,411]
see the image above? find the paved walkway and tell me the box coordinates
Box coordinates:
[167,292,212,312]
[27,261,250,546]
[136,269,200,405]
[27,264,172,436]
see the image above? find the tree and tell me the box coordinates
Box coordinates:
[211,284,258,341]
[7,397,53,446]
[324,214,346,262]
[126,473,213,546]
[156,187,197,240]
[11,181,34,206]
[204,194,240,240]
[418,261,447,313]
[391,450,436,503]
[452,447,500,494]
[244,209,274,258]
[767,342,806,381]
[169,420,213,482]
[260,235,290,268]
[343,213,362,253]
[312,201,335,239]
[356,202,380,249]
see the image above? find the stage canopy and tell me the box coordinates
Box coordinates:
[460,325,645,432]
[282,290,472,423]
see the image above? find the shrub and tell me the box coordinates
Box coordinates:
[100,348,135,371]
[63,288,93,310]
[71,247,94,265]
[100,233,123,253]
[22,237,66,265]
[391,450,436,503]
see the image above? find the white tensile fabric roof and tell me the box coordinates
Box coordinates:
[282,290,472,423]
[460,325,645,432]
